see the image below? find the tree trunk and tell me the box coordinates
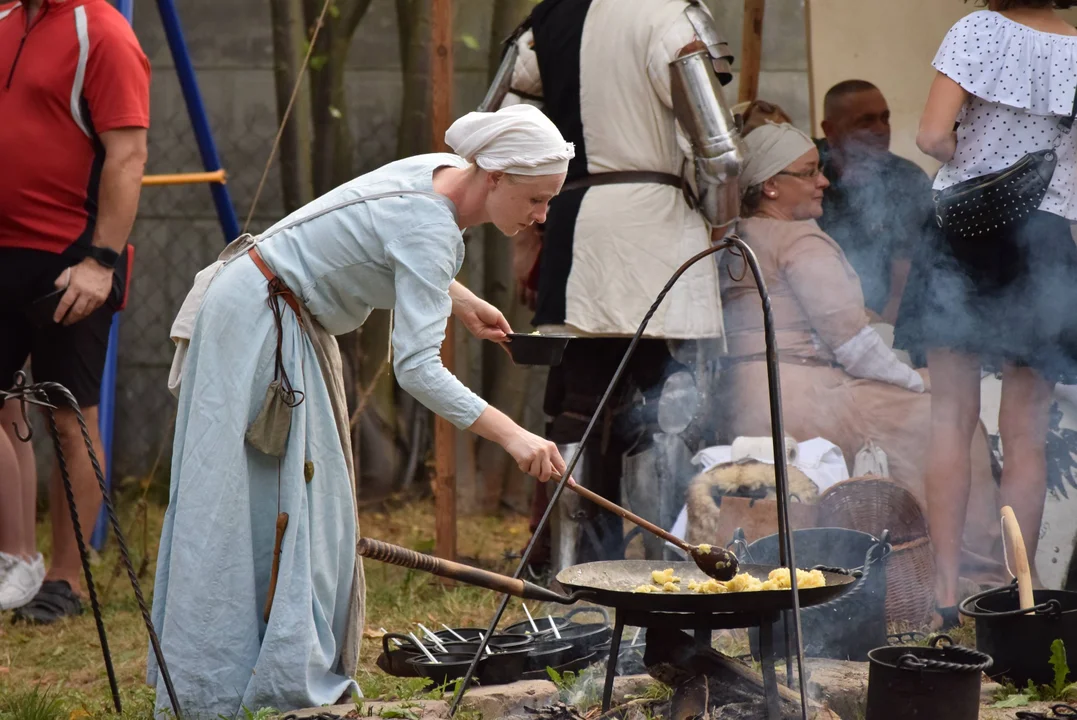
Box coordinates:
[477,0,539,514]
[396,0,433,159]
[303,0,375,195]
[269,0,314,214]
[294,0,400,500]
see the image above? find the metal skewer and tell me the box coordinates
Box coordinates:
[441,624,468,642]
[522,603,539,633]
[380,627,403,647]
[409,632,440,664]
[548,616,562,639]
[418,623,448,652]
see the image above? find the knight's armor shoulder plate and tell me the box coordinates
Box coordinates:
[668,33,745,228]
[684,0,734,85]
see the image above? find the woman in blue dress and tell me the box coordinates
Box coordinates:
[150,105,575,719]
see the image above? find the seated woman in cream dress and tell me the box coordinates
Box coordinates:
[717,123,1005,616]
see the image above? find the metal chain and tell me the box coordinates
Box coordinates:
[2,376,183,719]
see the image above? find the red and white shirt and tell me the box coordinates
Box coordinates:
[0,0,150,254]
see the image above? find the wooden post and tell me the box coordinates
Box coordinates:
[431,0,457,565]
[738,0,766,104]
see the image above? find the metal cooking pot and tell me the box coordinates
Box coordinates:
[960,582,1077,686]
[524,640,575,673]
[407,652,482,687]
[866,635,991,720]
[376,632,433,677]
[548,622,612,657]
[741,527,891,661]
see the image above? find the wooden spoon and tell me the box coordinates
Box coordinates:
[1001,505,1035,614]
[553,472,739,581]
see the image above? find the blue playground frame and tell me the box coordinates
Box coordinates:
[92,0,239,549]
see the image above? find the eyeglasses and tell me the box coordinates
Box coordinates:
[777,165,824,180]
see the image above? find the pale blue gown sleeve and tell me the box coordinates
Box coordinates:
[386,222,488,429]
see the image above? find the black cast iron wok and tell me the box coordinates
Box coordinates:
[358,538,855,613]
[555,560,853,613]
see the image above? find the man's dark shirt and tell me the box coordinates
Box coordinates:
[815,139,936,314]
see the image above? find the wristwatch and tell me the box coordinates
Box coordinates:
[86,245,121,270]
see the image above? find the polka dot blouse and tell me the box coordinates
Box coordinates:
[932,11,1077,221]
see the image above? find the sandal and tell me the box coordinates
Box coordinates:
[11,580,83,625]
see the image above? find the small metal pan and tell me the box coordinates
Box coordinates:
[505,333,573,366]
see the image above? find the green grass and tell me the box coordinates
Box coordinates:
[0,491,533,719]
[0,686,66,720]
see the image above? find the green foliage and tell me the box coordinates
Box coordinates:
[634,682,673,702]
[990,639,1077,707]
[0,687,65,720]
[545,667,574,691]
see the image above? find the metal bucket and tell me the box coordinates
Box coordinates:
[960,583,1077,686]
[866,635,991,720]
[743,527,891,661]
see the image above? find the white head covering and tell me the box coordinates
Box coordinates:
[445,104,575,176]
[740,122,817,192]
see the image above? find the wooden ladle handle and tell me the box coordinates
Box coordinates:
[565,477,691,553]
[1001,506,1035,612]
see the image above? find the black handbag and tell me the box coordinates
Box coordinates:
[934,89,1077,240]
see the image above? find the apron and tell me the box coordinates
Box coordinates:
[165,189,450,680]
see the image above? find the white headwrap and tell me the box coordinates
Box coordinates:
[740,122,817,192]
[445,104,575,176]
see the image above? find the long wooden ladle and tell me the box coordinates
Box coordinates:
[1001,505,1035,614]
[552,471,739,581]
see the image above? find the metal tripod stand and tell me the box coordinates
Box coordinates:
[1,372,182,719]
[447,235,810,719]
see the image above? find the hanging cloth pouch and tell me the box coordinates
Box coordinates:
[246,257,306,457]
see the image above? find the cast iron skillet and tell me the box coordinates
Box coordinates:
[554,560,855,614]
[357,538,855,614]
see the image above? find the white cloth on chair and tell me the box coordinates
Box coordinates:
[729,435,799,465]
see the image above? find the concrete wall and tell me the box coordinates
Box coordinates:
[104,0,811,480]
[711,0,812,134]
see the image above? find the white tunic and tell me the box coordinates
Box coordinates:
[932,10,1077,221]
[508,0,726,339]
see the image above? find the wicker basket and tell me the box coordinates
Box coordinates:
[817,475,937,628]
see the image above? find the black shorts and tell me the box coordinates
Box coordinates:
[895,210,1077,382]
[0,248,125,408]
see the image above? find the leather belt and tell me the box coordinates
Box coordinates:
[249,246,302,322]
[560,171,686,193]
